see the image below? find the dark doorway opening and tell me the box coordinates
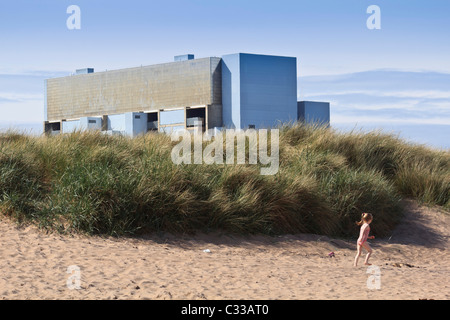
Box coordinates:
[186,108,206,132]
[147,112,158,131]
[44,122,61,134]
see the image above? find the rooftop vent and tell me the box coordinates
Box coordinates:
[174,54,194,62]
[76,68,94,75]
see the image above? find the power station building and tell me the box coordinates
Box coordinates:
[44,53,330,136]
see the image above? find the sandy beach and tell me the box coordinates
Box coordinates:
[0,200,448,300]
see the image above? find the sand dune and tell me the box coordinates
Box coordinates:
[0,200,448,300]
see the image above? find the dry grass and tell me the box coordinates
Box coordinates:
[0,123,448,237]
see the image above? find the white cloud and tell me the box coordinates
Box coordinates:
[0,92,43,102]
[298,70,450,126]
[302,90,450,100]
[331,114,450,126]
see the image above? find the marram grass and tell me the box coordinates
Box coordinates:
[0,123,448,237]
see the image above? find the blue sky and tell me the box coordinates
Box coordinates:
[1,0,449,148]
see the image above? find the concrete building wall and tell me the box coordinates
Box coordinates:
[221,54,241,128]
[126,112,148,137]
[62,119,81,133]
[80,117,102,131]
[297,101,330,126]
[106,112,147,136]
[207,104,223,129]
[46,57,222,122]
[62,117,102,133]
[222,53,297,129]
[211,58,222,114]
[240,54,297,129]
[160,109,185,125]
[44,79,48,121]
[107,114,127,132]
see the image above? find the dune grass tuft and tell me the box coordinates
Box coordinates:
[0,123,448,237]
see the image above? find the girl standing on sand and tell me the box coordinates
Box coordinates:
[353,213,375,267]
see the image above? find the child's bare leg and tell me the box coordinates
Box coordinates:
[353,245,362,267]
[362,243,373,265]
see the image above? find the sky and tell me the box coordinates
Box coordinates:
[0,0,449,148]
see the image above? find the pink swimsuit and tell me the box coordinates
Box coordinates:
[357,223,370,245]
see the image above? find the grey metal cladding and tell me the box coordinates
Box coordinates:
[46,57,223,121]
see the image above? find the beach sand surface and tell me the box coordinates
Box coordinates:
[0,200,448,300]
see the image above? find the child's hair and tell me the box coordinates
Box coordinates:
[356,213,373,226]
